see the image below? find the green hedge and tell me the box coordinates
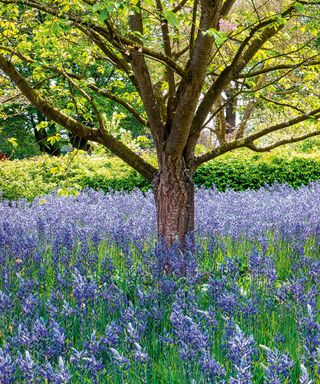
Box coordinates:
[194,157,320,191]
[1,151,320,201]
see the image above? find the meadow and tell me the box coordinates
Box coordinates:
[0,184,319,383]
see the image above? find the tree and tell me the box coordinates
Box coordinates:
[0,0,320,245]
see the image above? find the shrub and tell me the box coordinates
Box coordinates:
[1,150,320,200]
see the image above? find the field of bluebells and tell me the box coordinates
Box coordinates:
[0,183,320,383]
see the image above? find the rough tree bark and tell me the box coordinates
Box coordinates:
[153,155,194,245]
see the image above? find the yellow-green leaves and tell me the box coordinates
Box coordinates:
[47,133,61,145]
[163,10,179,28]
[36,121,50,131]
[7,137,17,147]
[204,29,228,47]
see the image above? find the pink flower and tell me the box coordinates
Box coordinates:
[219,18,237,32]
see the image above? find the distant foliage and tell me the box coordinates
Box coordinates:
[2,151,320,200]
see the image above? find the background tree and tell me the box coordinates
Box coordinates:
[0,0,320,244]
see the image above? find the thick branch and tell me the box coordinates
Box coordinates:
[237,59,320,79]
[0,54,157,180]
[186,7,295,157]
[156,0,176,128]
[165,0,222,156]
[128,11,164,148]
[194,140,247,167]
[221,0,237,17]
[195,108,320,167]
[246,129,320,152]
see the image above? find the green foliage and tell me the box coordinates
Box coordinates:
[194,155,320,191]
[2,150,320,201]
[0,114,40,159]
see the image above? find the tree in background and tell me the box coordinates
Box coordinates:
[0,0,320,244]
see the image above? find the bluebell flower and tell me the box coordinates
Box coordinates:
[199,351,226,382]
[22,293,40,316]
[100,322,121,348]
[0,290,12,313]
[299,305,320,370]
[33,317,48,339]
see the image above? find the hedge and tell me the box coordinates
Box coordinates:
[1,150,320,200]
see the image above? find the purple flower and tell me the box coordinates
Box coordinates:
[33,317,48,338]
[100,322,121,348]
[228,325,255,383]
[72,271,97,306]
[299,305,320,369]
[42,357,71,384]
[17,351,38,382]
[0,348,15,383]
[199,351,226,382]
[299,364,313,384]
[260,345,294,383]
[110,348,130,370]
[133,343,149,364]
[170,302,208,361]
[0,291,12,313]
[22,294,40,316]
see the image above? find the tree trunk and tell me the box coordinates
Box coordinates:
[153,155,194,246]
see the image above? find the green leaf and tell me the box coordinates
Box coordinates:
[36,121,49,131]
[51,22,63,37]
[99,9,108,22]
[294,2,305,12]
[163,10,179,28]
[47,133,61,144]
[205,28,227,47]
[7,137,17,147]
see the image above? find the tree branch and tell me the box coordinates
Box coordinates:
[237,59,320,79]
[0,45,148,128]
[165,0,223,156]
[194,108,320,167]
[61,70,104,131]
[156,0,176,129]
[246,129,320,152]
[172,0,189,13]
[0,54,157,180]
[221,0,237,17]
[186,6,296,157]
[1,0,187,78]
[259,95,305,114]
[88,84,148,127]
[246,109,320,143]
[127,9,165,148]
